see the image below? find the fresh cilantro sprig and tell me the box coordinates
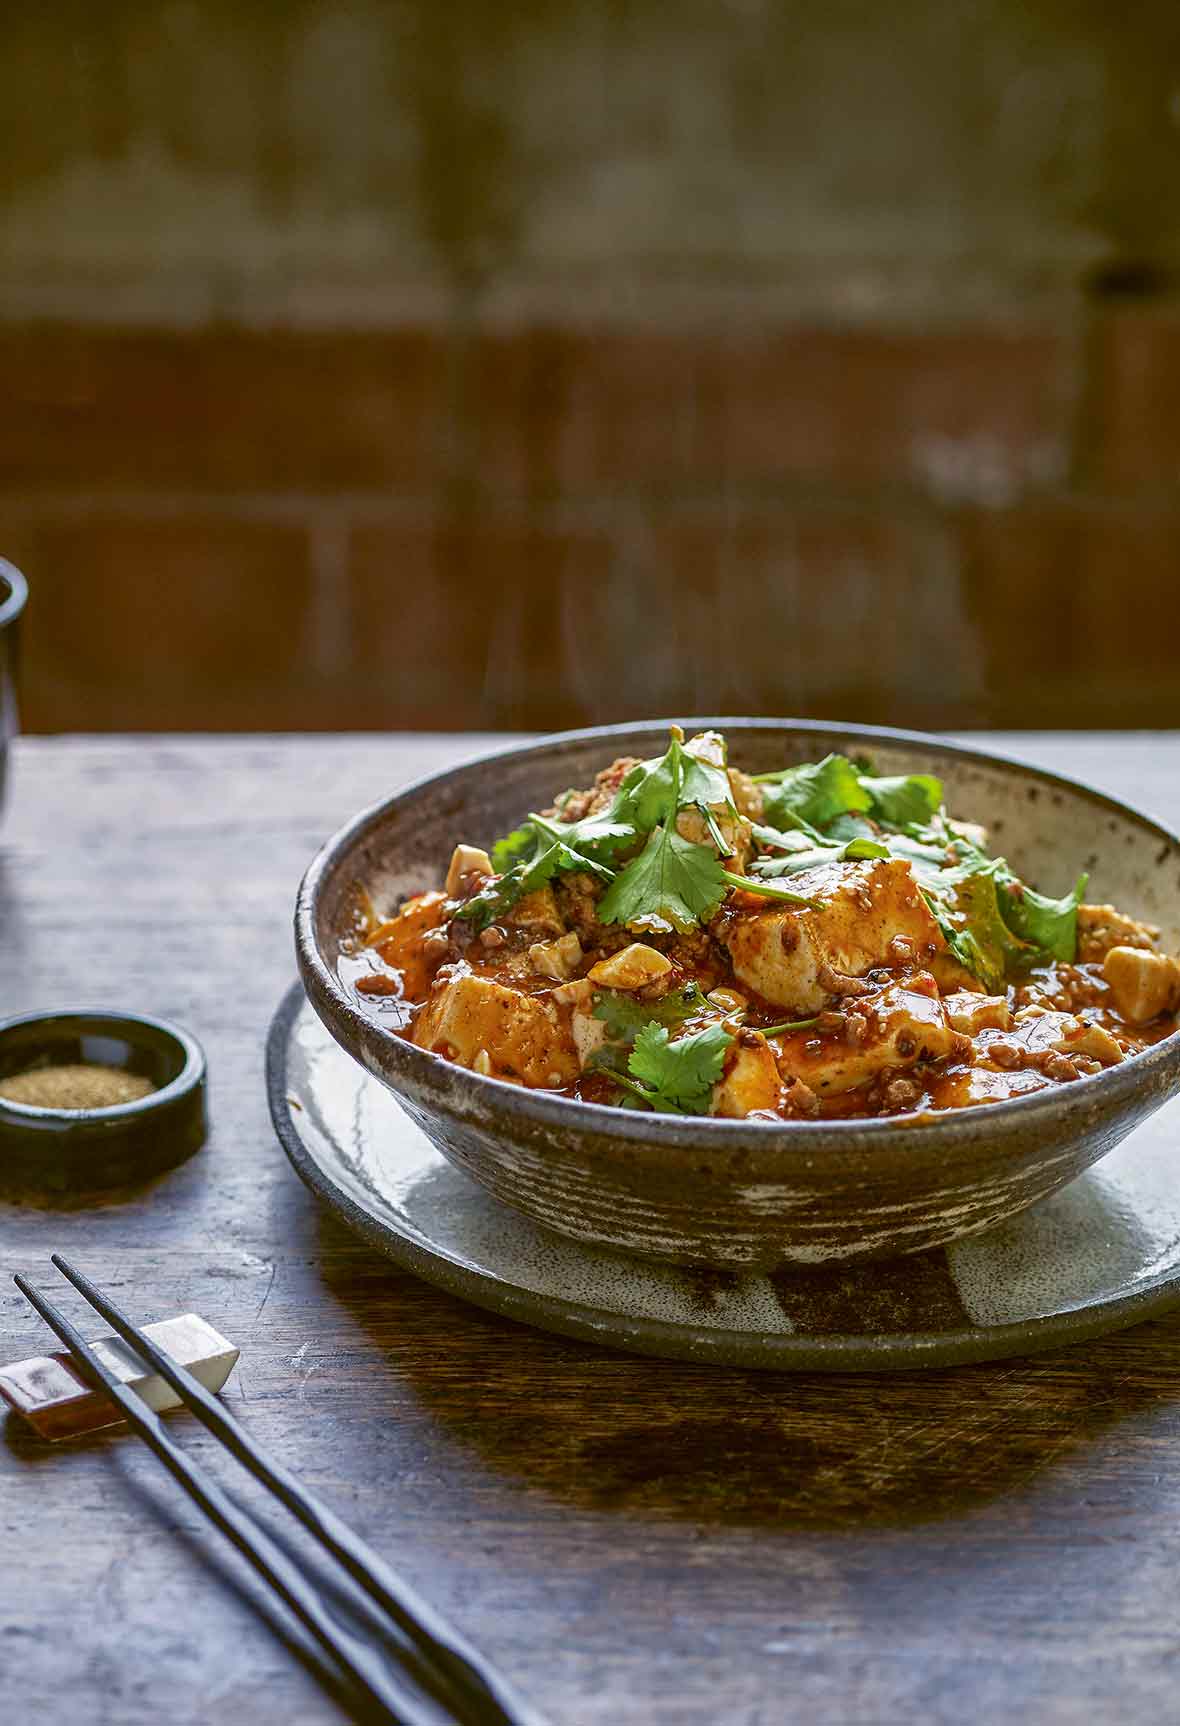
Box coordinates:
[916,854,1087,991]
[753,754,872,828]
[591,982,709,1043]
[470,730,739,930]
[749,835,889,879]
[598,742,816,930]
[612,731,736,832]
[748,748,1087,986]
[752,753,942,832]
[860,771,943,827]
[611,1020,735,1115]
[598,822,728,933]
[456,814,617,932]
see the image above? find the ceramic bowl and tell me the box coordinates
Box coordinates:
[295,720,1180,1270]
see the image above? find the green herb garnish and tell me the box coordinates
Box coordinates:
[591,983,709,1043]
[597,820,729,932]
[456,814,618,931]
[749,836,889,879]
[754,754,872,829]
[860,771,943,827]
[611,1020,735,1115]
[758,1016,820,1036]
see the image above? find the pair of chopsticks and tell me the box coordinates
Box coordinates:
[15,1256,545,1726]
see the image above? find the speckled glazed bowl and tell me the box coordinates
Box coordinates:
[296,721,1180,1270]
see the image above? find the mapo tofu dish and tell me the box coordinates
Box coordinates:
[342,729,1180,1122]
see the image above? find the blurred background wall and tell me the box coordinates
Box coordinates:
[2,1,1179,733]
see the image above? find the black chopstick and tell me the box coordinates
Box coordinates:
[48,1256,538,1726]
[16,1264,543,1726]
[14,1271,443,1726]
[47,1255,537,1726]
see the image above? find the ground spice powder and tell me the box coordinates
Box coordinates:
[0,1064,156,1110]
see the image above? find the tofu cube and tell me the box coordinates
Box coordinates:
[1102,945,1180,1024]
[711,1031,781,1118]
[412,971,579,1087]
[943,991,1012,1035]
[722,859,944,1012]
[587,943,674,990]
[777,977,956,1096]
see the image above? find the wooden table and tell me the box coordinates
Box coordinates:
[4,732,1180,1726]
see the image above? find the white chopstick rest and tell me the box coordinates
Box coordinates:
[0,1312,239,1440]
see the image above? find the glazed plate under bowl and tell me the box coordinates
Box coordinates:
[295,720,1180,1272]
[269,986,1180,1371]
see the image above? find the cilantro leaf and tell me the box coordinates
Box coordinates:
[750,836,889,878]
[874,830,957,874]
[621,1020,735,1114]
[598,735,737,931]
[457,818,617,932]
[529,809,634,863]
[491,823,539,872]
[822,812,881,845]
[914,844,1086,988]
[453,862,539,932]
[755,754,872,829]
[751,818,826,850]
[613,732,735,834]
[918,856,1037,993]
[996,869,1088,963]
[747,752,1083,987]
[598,824,729,933]
[860,771,943,827]
[753,755,940,835]
[592,983,709,1044]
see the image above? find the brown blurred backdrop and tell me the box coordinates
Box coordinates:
[2,2,1180,733]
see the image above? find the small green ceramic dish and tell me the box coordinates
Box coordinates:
[295,720,1180,1272]
[0,1009,207,1194]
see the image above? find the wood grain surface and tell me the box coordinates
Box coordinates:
[4,731,1180,1726]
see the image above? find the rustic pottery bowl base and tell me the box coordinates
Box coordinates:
[271,986,1180,1372]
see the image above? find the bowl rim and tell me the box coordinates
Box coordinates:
[0,560,28,630]
[296,716,1180,1152]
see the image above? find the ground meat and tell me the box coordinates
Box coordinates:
[660,929,715,971]
[1077,903,1160,963]
[881,1075,923,1112]
[554,872,631,955]
[783,1077,820,1117]
[543,755,642,823]
[446,919,478,960]
[817,961,874,998]
[555,871,604,938]
[728,768,765,821]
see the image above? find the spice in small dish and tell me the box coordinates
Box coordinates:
[0,1063,156,1110]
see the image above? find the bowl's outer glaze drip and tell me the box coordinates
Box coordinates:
[296,720,1180,1268]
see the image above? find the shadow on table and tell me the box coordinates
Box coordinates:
[2,1408,454,1726]
[313,1207,1180,1533]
